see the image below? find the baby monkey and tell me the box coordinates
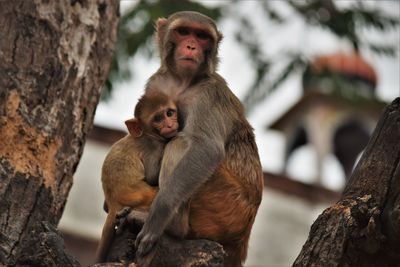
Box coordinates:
[95,91,180,263]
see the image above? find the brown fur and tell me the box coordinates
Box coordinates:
[187,91,264,266]
[95,92,178,263]
[133,12,263,267]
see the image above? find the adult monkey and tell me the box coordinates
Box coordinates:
[134,11,263,267]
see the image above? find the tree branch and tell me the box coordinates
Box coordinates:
[294,98,400,266]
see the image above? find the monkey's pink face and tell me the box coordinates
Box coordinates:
[173,24,212,73]
[152,107,179,139]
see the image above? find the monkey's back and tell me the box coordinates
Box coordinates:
[101,135,146,208]
[96,135,158,263]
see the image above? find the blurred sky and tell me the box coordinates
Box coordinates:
[94,0,400,190]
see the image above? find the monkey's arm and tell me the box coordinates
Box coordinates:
[136,87,231,256]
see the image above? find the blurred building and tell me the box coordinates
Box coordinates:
[270,53,386,185]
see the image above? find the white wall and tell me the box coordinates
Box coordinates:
[59,139,108,239]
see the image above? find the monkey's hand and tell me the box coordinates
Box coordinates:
[115,207,132,234]
[115,208,148,235]
[135,225,162,256]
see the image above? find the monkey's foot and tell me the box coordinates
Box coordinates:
[114,207,131,234]
[125,209,148,226]
[115,207,148,235]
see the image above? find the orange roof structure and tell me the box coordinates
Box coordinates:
[311,53,378,87]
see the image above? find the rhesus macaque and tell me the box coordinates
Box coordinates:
[95,91,180,263]
[128,11,264,267]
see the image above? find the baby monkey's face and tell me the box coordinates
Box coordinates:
[151,102,179,139]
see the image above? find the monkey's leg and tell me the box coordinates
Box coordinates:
[113,185,158,234]
[115,204,189,238]
[113,209,155,267]
[117,185,158,210]
[115,208,147,235]
[167,202,190,238]
[95,211,118,263]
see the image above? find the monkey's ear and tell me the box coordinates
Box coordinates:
[217,31,223,44]
[125,118,143,138]
[155,18,168,44]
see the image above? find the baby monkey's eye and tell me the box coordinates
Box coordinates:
[153,114,163,123]
[166,109,176,117]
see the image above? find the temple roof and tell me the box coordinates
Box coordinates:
[310,52,378,87]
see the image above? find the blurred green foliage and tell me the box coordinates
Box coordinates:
[104,0,399,111]
[241,0,399,109]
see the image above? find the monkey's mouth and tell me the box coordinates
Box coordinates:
[178,57,198,66]
[163,129,179,139]
[180,57,196,62]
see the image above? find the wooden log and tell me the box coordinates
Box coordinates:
[93,220,225,267]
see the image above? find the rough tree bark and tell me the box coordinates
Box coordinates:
[294,98,400,266]
[0,1,224,266]
[0,0,119,266]
[93,220,225,267]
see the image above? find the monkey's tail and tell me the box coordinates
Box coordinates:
[95,211,116,263]
[224,242,245,267]
[223,235,251,267]
[224,217,253,267]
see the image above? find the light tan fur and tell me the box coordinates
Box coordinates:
[95,136,159,262]
[95,92,178,263]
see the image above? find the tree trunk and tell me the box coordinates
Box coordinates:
[294,98,400,266]
[0,0,119,266]
[92,221,225,267]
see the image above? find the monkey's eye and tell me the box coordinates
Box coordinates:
[153,114,163,123]
[166,109,176,117]
[196,31,209,40]
[176,27,190,36]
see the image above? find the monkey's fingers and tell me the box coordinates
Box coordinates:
[126,210,147,226]
[115,218,127,235]
[116,207,132,219]
[115,207,133,234]
[135,232,158,257]
[134,230,144,250]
